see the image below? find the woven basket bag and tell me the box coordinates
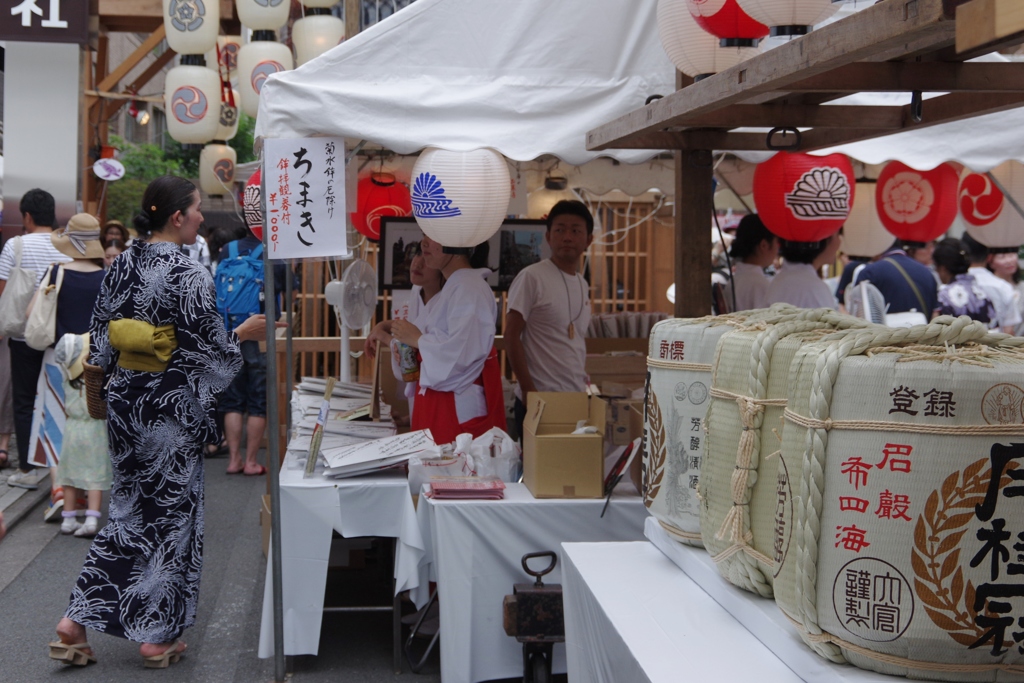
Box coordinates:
[642,304,800,547]
[774,316,1024,680]
[700,310,875,597]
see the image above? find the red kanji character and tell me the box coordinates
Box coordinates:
[839,496,869,513]
[835,525,871,552]
[875,490,910,520]
[267,193,278,207]
[659,340,669,359]
[276,158,290,170]
[876,443,912,473]
[671,341,685,361]
[840,457,872,490]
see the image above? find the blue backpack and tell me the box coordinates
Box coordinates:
[215,241,264,329]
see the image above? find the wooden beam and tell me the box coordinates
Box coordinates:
[97,24,166,93]
[675,104,904,130]
[587,0,955,152]
[675,151,713,318]
[345,0,360,41]
[102,47,177,120]
[777,62,1024,94]
[99,0,237,33]
[956,0,1024,53]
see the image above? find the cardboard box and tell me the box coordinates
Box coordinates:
[261,494,271,558]
[607,398,645,446]
[523,392,607,498]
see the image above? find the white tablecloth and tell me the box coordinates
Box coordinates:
[258,458,420,658]
[394,482,648,683]
[561,541,802,683]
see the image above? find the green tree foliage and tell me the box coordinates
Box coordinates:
[104,114,255,228]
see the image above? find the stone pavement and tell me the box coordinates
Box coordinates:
[0,435,53,533]
[0,456,448,682]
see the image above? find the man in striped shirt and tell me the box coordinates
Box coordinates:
[0,189,71,490]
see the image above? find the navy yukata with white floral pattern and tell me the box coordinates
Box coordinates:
[64,240,242,643]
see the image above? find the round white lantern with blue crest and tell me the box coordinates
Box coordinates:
[293,12,345,66]
[206,35,242,81]
[215,87,240,141]
[411,148,511,248]
[164,57,221,144]
[200,143,237,196]
[237,31,293,118]
[163,0,219,55]
[236,0,289,31]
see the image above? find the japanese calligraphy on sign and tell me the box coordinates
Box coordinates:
[0,0,88,43]
[262,137,349,260]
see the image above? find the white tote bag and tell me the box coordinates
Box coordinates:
[24,264,64,350]
[0,236,39,338]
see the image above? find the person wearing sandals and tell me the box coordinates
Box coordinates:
[51,333,111,537]
[50,176,284,669]
[24,213,107,523]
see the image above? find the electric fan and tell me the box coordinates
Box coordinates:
[324,259,378,381]
[845,281,887,325]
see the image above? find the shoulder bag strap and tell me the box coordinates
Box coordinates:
[883,257,929,313]
[251,243,263,260]
[12,235,22,268]
[228,240,239,260]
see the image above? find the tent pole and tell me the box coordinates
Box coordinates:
[262,165,287,682]
[285,259,294,436]
[674,148,713,318]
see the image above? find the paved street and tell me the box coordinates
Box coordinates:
[0,456,443,682]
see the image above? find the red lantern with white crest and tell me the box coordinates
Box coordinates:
[686,0,768,47]
[350,172,412,241]
[244,168,263,240]
[959,161,1024,250]
[874,161,958,245]
[752,152,855,242]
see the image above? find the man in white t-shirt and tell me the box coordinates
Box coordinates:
[506,200,594,439]
[0,189,72,490]
[962,232,1022,333]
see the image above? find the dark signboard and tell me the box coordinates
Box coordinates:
[0,0,89,44]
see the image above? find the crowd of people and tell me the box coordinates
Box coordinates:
[717,213,1024,331]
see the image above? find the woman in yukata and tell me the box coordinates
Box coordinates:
[50,175,282,669]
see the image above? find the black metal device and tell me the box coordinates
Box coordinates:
[502,551,565,683]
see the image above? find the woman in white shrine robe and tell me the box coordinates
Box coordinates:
[390,235,505,445]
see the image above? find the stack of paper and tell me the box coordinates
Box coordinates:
[322,430,436,478]
[287,376,398,471]
[428,477,506,500]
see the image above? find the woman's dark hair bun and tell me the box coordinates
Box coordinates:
[133,211,153,236]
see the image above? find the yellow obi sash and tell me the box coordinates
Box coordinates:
[108,319,177,372]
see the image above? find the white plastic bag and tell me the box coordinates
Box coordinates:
[466,428,521,482]
[407,448,475,496]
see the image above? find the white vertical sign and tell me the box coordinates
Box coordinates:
[262,137,350,260]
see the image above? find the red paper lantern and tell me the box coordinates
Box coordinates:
[687,0,768,46]
[243,167,263,241]
[752,152,855,242]
[959,171,1005,228]
[959,161,1024,249]
[350,172,412,241]
[874,161,958,244]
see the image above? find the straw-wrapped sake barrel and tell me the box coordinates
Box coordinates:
[774,317,1024,680]
[700,310,874,597]
[643,304,799,547]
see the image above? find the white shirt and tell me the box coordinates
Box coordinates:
[507,259,591,400]
[764,261,837,310]
[182,234,211,273]
[417,268,496,424]
[729,261,770,312]
[969,267,1022,329]
[0,232,73,341]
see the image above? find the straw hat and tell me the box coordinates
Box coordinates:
[51,213,104,260]
[54,332,89,381]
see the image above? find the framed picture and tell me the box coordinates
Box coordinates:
[378,217,551,291]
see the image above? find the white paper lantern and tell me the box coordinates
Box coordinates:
[735,0,838,36]
[960,160,1024,250]
[411,148,511,248]
[237,33,293,118]
[215,88,240,141]
[292,13,345,66]
[843,182,893,258]
[163,0,219,55]
[236,0,289,30]
[659,0,759,79]
[206,35,242,80]
[199,144,237,196]
[164,61,221,144]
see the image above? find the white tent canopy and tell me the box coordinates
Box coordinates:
[255,0,676,165]
[256,0,1024,174]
